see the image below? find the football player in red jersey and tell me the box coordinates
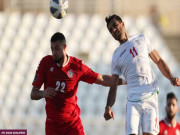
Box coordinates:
[159,92,180,135]
[31,32,126,135]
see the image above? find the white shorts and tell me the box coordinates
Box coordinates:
[126,93,159,135]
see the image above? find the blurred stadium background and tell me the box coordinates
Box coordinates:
[0,0,180,135]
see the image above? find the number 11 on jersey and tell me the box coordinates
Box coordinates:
[130,47,138,58]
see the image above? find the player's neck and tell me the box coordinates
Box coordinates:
[119,32,129,45]
[165,117,176,127]
[58,55,68,67]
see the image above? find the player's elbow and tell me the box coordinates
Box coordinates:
[30,92,35,100]
[30,91,37,100]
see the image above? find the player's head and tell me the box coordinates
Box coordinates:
[105,14,125,41]
[51,32,67,63]
[165,92,178,120]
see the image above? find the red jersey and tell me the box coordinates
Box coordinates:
[32,55,98,122]
[159,119,180,135]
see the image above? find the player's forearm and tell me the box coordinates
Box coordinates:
[105,75,119,107]
[31,89,45,100]
[106,87,117,108]
[102,75,113,86]
[95,75,111,86]
[157,58,174,81]
[99,75,126,86]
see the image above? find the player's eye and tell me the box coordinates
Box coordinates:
[113,23,117,27]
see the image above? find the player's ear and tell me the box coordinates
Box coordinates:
[63,44,67,49]
[176,104,179,113]
[121,21,125,27]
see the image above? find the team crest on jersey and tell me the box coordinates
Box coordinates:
[135,39,140,44]
[68,69,74,78]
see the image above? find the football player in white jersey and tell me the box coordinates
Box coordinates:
[103,14,180,135]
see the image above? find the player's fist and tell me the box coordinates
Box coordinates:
[43,87,57,99]
[104,106,114,121]
[170,77,180,87]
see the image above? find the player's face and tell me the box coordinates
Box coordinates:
[107,18,125,41]
[51,41,66,63]
[165,98,178,120]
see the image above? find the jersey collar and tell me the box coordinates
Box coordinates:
[164,118,177,128]
[56,55,70,68]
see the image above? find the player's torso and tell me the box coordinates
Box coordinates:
[44,56,81,99]
[42,56,84,121]
[113,34,157,94]
[115,35,151,80]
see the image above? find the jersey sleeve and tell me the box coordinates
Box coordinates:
[144,35,154,53]
[32,57,46,89]
[79,62,98,84]
[111,56,121,76]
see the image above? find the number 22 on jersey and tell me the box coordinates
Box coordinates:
[55,81,66,93]
[130,47,138,58]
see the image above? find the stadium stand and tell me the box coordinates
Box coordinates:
[0,12,179,135]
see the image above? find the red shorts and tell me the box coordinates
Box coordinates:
[45,117,85,135]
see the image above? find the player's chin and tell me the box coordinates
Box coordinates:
[114,36,119,41]
[168,113,175,119]
[114,35,121,41]
[53,58,60,63]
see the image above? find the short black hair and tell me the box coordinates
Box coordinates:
[167,92,178,101]
[105,14,122,27]
[51,32,66,42]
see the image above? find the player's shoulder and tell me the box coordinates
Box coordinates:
[159,119,165,124]
[70,56,82,64]
[69,56,89,71]
[112,47,120,60]
[176,121,180,128]
[69,56,85,67]
[130,34,144,39]
[41,55,53,62]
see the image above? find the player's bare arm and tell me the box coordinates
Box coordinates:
[104,75,119,120]
[31,86,57,100]
[149,49,180,87]
[94,74,126,86]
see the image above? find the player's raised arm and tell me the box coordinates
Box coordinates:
[149,49,180,86]
[94,74,126,87]
[31,86,57,100]
[104,75,119,120]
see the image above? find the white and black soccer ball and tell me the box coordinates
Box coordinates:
[50,0,68,19]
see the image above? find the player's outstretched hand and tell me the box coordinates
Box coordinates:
[43,87,57,99]
[171,77,180,87]
[104,106,114,121]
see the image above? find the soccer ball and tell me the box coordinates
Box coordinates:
[50,0,68,19]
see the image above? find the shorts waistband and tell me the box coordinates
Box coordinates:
[127,89,159,102]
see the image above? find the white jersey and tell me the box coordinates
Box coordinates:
[111,34,159,101]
